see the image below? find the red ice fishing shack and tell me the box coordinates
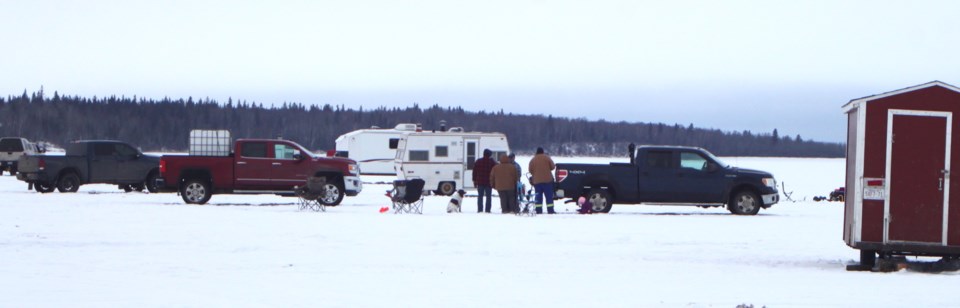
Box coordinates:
[843,81,960,268]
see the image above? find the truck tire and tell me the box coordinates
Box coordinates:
[181,179,212,204]
[587,188,613,213]
[317,182,345,206]
[57,173,81,193]
[9,165,16,176]
[35,182,55,193]
[436,182,456,196]
[728,190,761,215]
[145,171,159,193]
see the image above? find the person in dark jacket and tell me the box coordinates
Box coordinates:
[472,149,497,213]
[528,147,556,214]
[490,154,519,214]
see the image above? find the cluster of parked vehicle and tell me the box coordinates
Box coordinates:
[7,123,780,215]
[11,133,361,206]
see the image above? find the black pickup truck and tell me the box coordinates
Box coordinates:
[17,140,161,193]
[554,145,779,215]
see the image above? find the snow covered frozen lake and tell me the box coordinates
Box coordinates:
[2,156,957,307]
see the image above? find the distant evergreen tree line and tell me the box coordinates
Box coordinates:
[0,89,844,157]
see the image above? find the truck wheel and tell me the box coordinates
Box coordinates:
[9,166,16,176]
[35,182,55,193]
[57,173,81,193]
[145,172,159,193]
[437,182,456,196]
[587,188,613,213]
[318,182,345,206]
[181,179,212,204]
[729,190,761,215]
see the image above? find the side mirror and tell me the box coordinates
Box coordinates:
[707,162,719,173]
[293,150,304,160]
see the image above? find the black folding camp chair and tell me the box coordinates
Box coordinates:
[391,179,425,214]
[294,176,327,212]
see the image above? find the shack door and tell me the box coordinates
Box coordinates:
[463,139,478,189]
[886,110,952,244]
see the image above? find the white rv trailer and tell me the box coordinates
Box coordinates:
[334,123,419,175]
[394,130,510,195]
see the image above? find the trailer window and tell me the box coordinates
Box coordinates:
[680,152,709,171]
[241,142,268,158]
[409,150,429,161]
[435,146,448,157]
[389,138,400,150]
[645,150,673,169]
[335,151,349,158]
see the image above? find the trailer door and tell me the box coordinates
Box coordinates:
[886,110,951,245]
[463,139,478,189]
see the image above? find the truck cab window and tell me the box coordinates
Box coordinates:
[241,142,268,158]
[115,144,138,157]
[94,144,115,156]
[645,150,673,169]
[680,152,709,171]
[274,144,299,160]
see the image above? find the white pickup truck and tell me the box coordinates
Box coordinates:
[0,137,44,176]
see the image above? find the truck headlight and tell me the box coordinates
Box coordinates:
[348,164,359,175]
[762,177,776,188]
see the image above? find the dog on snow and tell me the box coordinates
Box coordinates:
[446,189,467,213]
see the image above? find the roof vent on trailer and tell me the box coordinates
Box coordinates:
[448,127,464,132]
[395,123,418,131]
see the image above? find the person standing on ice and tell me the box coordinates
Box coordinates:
[472,149,497,213]
[490,154,519,214]
[528,147,556,214]
[509,153,523,204]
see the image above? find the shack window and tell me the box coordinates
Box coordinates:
[389,138,400,150]
[435,146,448,157]
[241,142,268,158]
[409,150,429,161]
[645,150,673,169]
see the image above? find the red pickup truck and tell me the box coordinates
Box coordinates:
[156,138,361,205]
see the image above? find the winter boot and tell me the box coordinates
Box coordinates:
[535,206,543,214]
[547,205,556,214]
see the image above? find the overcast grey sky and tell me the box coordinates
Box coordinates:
[3,0,960,143]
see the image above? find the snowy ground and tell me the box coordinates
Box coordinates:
[2,156,958,307]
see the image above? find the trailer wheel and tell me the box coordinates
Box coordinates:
[181,179,212,204]
[728,190,761,215]
[35,182,55,193]
[317,181,345,206]
[437,182,456,196]
[57,173,81,193]
[587,188,613,213]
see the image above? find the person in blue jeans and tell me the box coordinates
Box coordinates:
[528,147,556,214]
[472,149,497,213]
